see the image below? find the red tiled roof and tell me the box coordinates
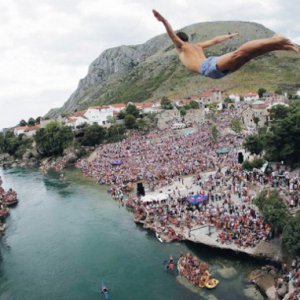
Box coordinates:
[69,110,86,118]
[88,106,102,110]
[243,92,258,97]
[65,119,76,124]
[178,99,193,105]
[88,105,111,110]
[200,88,220,97]
[110,103,126,108]
[14,126,26,131]
[135,102,154,108]
[15,125,40,132]
[25,125,40,131]
[253,103,268,110]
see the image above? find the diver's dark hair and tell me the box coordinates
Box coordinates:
[176,31,189,42]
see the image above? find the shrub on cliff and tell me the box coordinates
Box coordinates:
[34,122,74,157]
[254,190,289,236]
[282,213,300,255]
[80,124,106,146]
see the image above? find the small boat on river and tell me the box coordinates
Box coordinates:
[205,278,219,289]
[178,253,220,290]
[156,232,164,243]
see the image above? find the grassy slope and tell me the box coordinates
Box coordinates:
[65,21,300,112]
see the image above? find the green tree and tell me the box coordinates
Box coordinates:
[242,158,265,170]
[117,111,126,120]
[27,117,36,126]
[179,107,187,116]
[0,131,33,157]
[124,114,137,129]
[268,104,289,121]
[14,138,33,159]
[145,112,158,128]
[263,100,300,165]
[19,119,27,126]
[0,132,5,153]
[81,124,106,146]
[136,118,149,132]
[106,115,117,125]
[161,96,173,110]
[243,134,264,155]
[106,125,127,143]
[254,190,289,236]
[35,116,41,124]
[253,115,260,128]
[125,104,140,118]
[189,101,199,109]
[208,103,218,119]
[34,122,73,157]
[230,117,242,133]
[224,97,234,104]
[3,131,20,155]
[258,88,267,99]
[274,88,283,95]
[211,124,218,144]
[282,213,300,255]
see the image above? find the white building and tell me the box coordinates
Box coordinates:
[84,106,114,126]
[109,103,127,113]
[199,88,223,105]
[64,106,115,129]
[64,111,89,128]
[135,102,161,114]
[14,125,41,137]
[243,92,259,102]
[229,94,240,102]
[14,126,27,136]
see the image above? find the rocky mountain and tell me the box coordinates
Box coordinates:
[47,21,300,118]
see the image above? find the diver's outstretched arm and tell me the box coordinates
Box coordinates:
[198,33,239,48]
[152,9,184,50]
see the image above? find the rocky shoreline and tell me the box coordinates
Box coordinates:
[0,147,83,172]
[0,175,18,234]
[0,152,296,300]
[125,173,282,262]
[0,152,39,169]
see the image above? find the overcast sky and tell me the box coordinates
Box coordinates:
[1,0,299,129]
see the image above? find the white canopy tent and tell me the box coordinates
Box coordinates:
[140,193,168,202]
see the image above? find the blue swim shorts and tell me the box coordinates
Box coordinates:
[200,56,230,79]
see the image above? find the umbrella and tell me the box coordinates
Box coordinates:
[111,160,122,165]
[187,194,208,205]
[216,147,229,155]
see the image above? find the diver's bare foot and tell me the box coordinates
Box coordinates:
[273,34,299,52]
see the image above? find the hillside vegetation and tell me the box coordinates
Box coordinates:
[47,21,300,118]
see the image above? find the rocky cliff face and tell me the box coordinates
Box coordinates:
[47,34,170,117]
[47,21,300,118]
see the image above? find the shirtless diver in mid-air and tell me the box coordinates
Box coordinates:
[153,9,299,79]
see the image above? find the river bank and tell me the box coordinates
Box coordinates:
[0,145,87,172]
[0,167,266,300]
[128,173,282,261]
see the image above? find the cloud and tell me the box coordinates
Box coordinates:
[0,0,299,129]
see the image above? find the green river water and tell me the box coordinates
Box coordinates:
[0,168,264,300]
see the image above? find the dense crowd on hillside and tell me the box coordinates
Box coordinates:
[74,103,300,296]
[76,109,245,187]
[194,165,300,211]
[76,106,300,251]
[126,168,272,249]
